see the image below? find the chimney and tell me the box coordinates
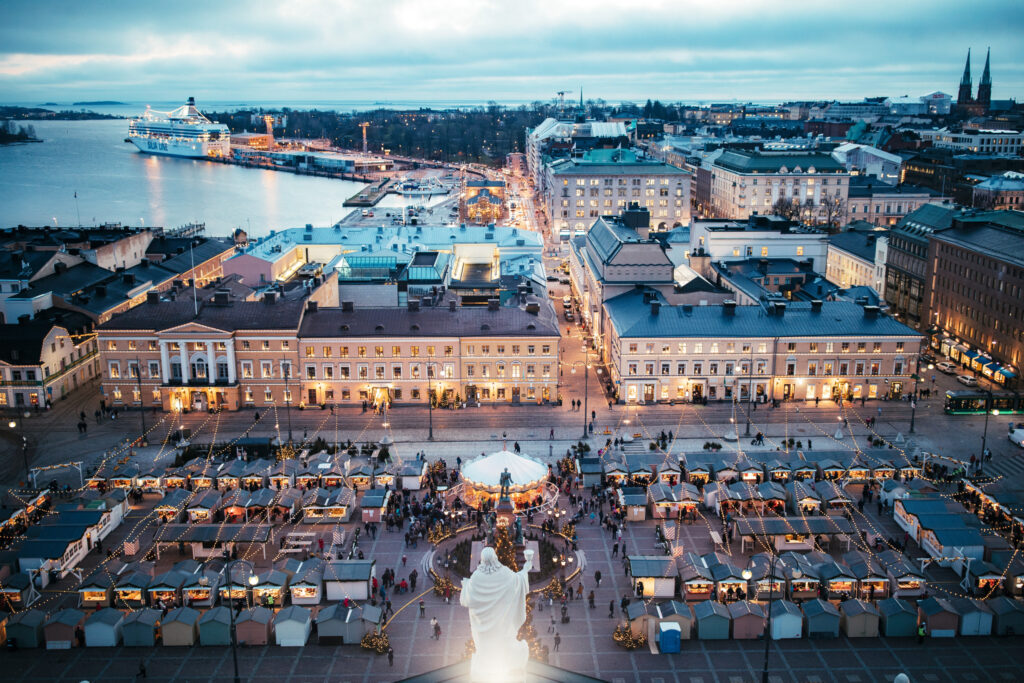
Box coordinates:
[146,291,160,305]
[621,202,651,238]
[263,291,277,304]
[306,300,318,313]
[758,259,769,275]
[863,305,880,319]
[771,302,787,317]
[408,299,420,312]
[722,300,737,316]
[810,299,823,312]
[17,314,31,325]
[651,300,661,316]
[122,273,135,286]
[486,298,499,311]
[95,285,107,297]
[341,300,354,312]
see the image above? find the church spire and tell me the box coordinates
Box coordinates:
[978,47,992,107]
[957,49,973,104]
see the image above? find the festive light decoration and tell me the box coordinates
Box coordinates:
[463,638,476,660]
[541,576,565,600]
[428,522,453,545]
[276,444,296,462]
[560,522,576,539]
[612,623,647,650]
[433,575,457,598]
[494,528,518,571]
[361,629,390,654]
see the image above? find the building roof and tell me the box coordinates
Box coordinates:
[975,172,1024,192]
[931,218,1024,269]
[627,555,677,578]
[97,288,307,332]
[0,309,93,365]
[714,150,845,174]
[604,291,919,340]
[323,560,375,582]
[847,178,941,199]
[298,303,559,339]
[548,153,687,177]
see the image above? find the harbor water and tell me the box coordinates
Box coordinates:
[0,119,449,238]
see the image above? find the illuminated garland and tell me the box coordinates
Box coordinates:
[428,522,454,545]
[541,576,565,600]
[612,623,647,649]
[494,528,519,571]
[361,629,390,654]
[276,444,297,462]
[463,638,475,659]
[433,575,457,598]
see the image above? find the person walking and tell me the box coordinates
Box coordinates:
[588,590,596,608]
[594,569,602,587]
[430,616,439,637]
[387,647,394,667]
[612,542,619,557]
[917,622,926,644]
[419,599,426,617]
[553,632,561,652]
[433,621,442,640]
[620,594,629,616]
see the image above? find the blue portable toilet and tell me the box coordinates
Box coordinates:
[658,621,681,653]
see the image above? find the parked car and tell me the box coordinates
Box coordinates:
[920,352,936,364]
[562,296,572,306]
[957,375,979,386]
[559,278,570,285]
[936,361,958,374]
[546,275,559,282]
[1009,425,1024,448]
[564,311,575,322]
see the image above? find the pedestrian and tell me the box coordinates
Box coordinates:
[387,647,394,666]
[594,569,602,587]
[917,622,926,644]
[419,599,426,617]
[588,590,595,608]
[433,621,442,640]
[807,439,812,450]
[137,660,148,679]
[612,542,618,557]
[402,554,407,567]
[608,600,615,618]
[550,428,554,440]
[548,615,555,633]
[553,632,561,652]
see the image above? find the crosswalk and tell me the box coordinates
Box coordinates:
[976,452,1024,482]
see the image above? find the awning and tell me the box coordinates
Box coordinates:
[961,349,981,360]
[997,367,1017,379]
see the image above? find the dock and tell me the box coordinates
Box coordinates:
[343,178,393,207]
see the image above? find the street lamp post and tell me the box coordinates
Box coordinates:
[742,554,800,683]
[222,557,259,683]
[134,356,146,440]
[745,344,754,436]
[427,363,434,441]
[8,413,30,480]
[283,363,293,445]
[981,390,997,460]
[582,359,590,440]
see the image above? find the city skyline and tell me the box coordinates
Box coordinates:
[2,0,1023,104]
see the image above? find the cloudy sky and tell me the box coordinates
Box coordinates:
[2,0,1022,105]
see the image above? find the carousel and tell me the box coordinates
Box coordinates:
[459,449,554,510]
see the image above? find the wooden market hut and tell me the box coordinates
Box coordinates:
[269,459,299,489]
[625,600,655,639]
[185,489,222,523]
[603,460,627,485]
[121,608,161,647]
[988,596,1024,636]
[289,558,324,605]
[791,461,817,481]
[324,560,375,602]
[728,600,765,639]
[241,459,273,489]
[198,606,233,646]
[153,489,190,524]
[113,569,152,608]
[839,599,880,637]
[627,556,678,599]
[770,600,803,640]
[274,605,312,647]
[44,608,86,649]
[301,488,333,523]
[1,572,34,610]
[235,605,274,646]
[78,568,116,608]
[712,459,738,484]
[764,460,791,483]
[648,482,699,519]
[7,608,46,648]
[816,459,846,481]
[182,567,221,607]
[841,550,889,601]
[162,606,200,646]
[317,602,357,644]
[655,600,694,639]
[359,489,391,523]
[147,569,187,607]
[84,607,124,647]
[252,569,289,608]
[816,560,857,601]
[219,489,249,523]
[876,549,925,599]
[917,597,959,638]
[693,599,730,640]
[964,560,1005,596]
[657,459,682,486]
[780,552,820,601]
[802,598,840,638]
[814,480,852,514]
[949,597,993,636]
[679,553,715,603]
[214,460,247,491]
[878,597,917,637]
[399,461,428,490]
[685,462,711,486]
[746,553,785,602]
[617,487,649,522]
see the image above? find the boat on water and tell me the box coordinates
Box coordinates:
[397,176,451,197]
[127,97,230,158]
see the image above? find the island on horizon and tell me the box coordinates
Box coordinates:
[72,100,126,105]
[0,105,122,120]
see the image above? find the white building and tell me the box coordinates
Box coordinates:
[544,149,690,234]
[831,143,902,185]
[932,128,1024,155]
[709,149,850,223]
[689,216,831,273]
[826,228,887,290]
[524,118,628,193]
[845,178,950,227]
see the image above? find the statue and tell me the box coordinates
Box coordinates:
[460,546,535,682]
[499,467,513,499]
[514,516,524,545]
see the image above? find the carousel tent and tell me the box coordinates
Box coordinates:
[461,450,548,493]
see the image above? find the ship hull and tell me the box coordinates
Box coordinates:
[129,136,228,158]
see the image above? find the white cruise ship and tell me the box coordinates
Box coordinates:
[127,97,230,158]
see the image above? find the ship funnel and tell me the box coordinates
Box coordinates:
[187,96,195,106]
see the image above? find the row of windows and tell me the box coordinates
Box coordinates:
[623,341,904,354]
[288,361,555,381]
[563,178,678,186]
[623,359,904,378]
[107,340,554,358]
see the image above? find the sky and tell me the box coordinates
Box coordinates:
[2,0,1023,105]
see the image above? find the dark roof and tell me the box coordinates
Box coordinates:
[847,178,941,198]
[714,150,845,174]
[98,290,306,331]
[605,291,920,340]
[13,262,112,299]
[0,309,93,365]
[323,560,375,582]
[0,250,54,280]
[627,555,677,577]
[735,517,854,537]
[932,221,1024,269]
[298,304,559,339]
[828,230,887,262]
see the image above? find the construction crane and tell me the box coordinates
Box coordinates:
[263,115,276,150]
[358,122,370,153]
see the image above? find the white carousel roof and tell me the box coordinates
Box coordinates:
[460,450,548,489]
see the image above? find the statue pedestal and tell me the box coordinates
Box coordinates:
[495,496,515,528]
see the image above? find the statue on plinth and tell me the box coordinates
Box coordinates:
[460,546,535,682]
[499,467,513,499]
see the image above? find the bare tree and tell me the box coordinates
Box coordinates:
[819,193,847,230]
[973,191,997,211]
[798,198,817,225]
[771,197,800,220]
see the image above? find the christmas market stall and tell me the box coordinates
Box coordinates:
[399,462,428,491]
[770,600,803,640]
[252,570,289,608]
[655,600,694,639]
[288,558,324,606]
[198,606,232,646]
[184,489,222,523]
[617,487,649,522]
[625,600,655,639]
[324,560,375,602]
[7,609,46,648]
[44,608,86,649]
[988,596,1024,636]
[121,608,161,647]
[648,482,699,519]
[877,597,917,637]
[841,551,889,601]
[182,566,221,607]
[679,553,715,603]
[84,607,123,647]
[917,596,959,638]
[627,556,678,598]
[359,489,391,523]
[1,572,34,610]
[274,605,312,647]
[839,599,880,637]
[77,568,115,609]
[693,600,730,640]
[949,597,993,636]
[802,598,840,638]
[153,489,190,524]
[162,606,200,646]
[728,600,765,639]
[235,606,274,646]
[876,550,925,599]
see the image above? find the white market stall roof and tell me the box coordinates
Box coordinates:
[460,450,548,491]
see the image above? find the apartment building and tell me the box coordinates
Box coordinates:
[826,227,888,291]
[544,149,690,234]
[0,309,98,409]
[709,150,849,222]
[601,292,921,404]
[972,172,1024,210]
[525,118,629,192]
[846,178,950,227]
[97,280,559,412]
[932,128,1024,155]
[689,216,830,273]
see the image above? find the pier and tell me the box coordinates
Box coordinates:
[343,177,394,206]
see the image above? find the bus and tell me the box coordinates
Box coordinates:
[944,390,1024,415]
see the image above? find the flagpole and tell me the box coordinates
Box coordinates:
[74,191,81,227]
